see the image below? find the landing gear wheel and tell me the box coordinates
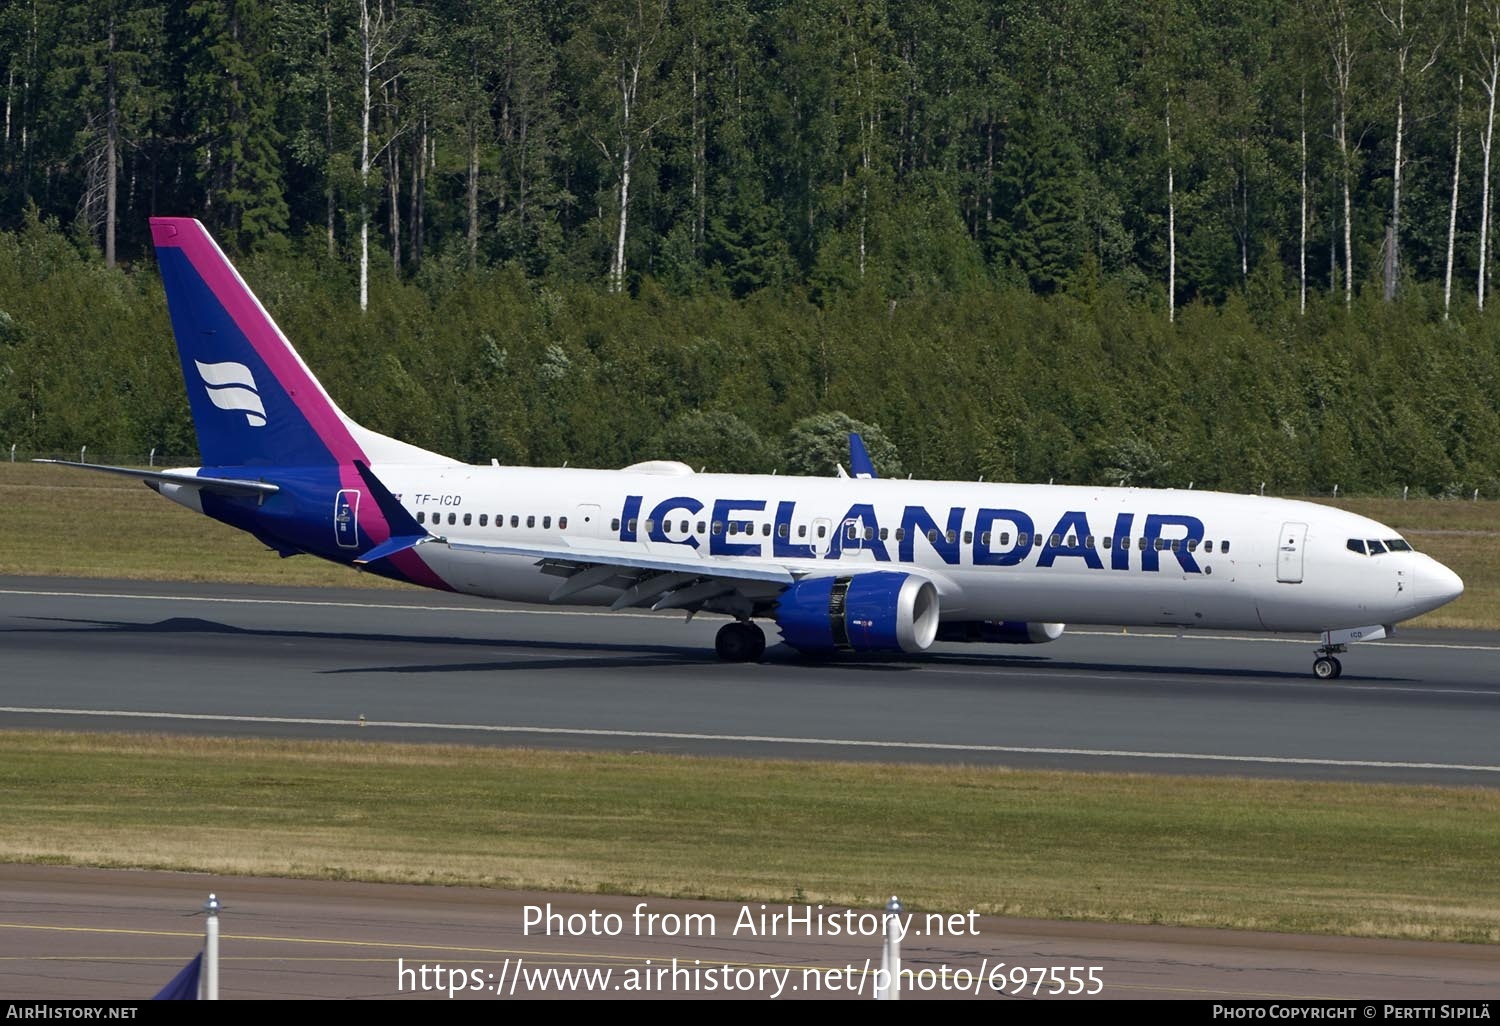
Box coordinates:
[1312,656,1343,680]
[715,621,766,663]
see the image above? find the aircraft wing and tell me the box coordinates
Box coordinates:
[32,459,280,498]
[439,537,803,614]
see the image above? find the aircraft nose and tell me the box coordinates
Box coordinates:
[1417,557,1465,608]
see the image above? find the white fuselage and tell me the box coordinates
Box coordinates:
[367,463,1460,635]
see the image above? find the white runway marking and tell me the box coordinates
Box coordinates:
[1,706,1497,774]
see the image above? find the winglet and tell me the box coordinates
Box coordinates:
[849,432,877,479]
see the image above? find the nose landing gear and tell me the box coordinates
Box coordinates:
[1312,649,1344,679]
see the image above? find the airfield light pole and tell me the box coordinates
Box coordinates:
[203,893,220,1000]
[877,895,902,1000]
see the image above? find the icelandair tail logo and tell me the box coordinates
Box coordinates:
[195,360,267,428]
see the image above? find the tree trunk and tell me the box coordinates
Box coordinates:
[1445,74,1464,320]
[1167,96,1176,323]
[324,0,335,258]
[1300,84,1308,316]
[467,122,479,270]
[613,137,631,293]
[1386,91,1403,300]
[104,13,117,269]
[359,0,373,312]
[1482,68,1497,311]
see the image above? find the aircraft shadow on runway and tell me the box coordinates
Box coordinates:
[7,614,1419,685]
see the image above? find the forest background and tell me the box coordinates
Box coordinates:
[2,0,1499,497]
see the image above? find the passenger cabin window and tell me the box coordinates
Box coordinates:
[778,524,789,539]
[1347,539,1367,555]
[980,531,991,546]
[511,515,520,528]
[643,518,654,532]
[846,524,857,541]
[559,517,568,530]
[463,513,472,526]
[448,512,457,526]
[1000,532,1010,545]
[879,527,889,541]
[713,521,724,535]
[1050,534,1061,546]
[894,528,905,541]
[763,523,772,536]
[528,515,537,528]
[416,511,425,524]
[543,516,552,529]
[478,514,488,527]
[963,530,973,544]
[926,529,939,543]
[1018,532,1030,546]
[1137,537,1147,550]
[1187,539,1197,552]
[799,525,808,538]
[1205,540,1214,553]
[698,521,707,534]
[946,530,958,544]
[1222,540,1232,553]
[1103,536,1112,550]
[612,518,620,531]
[817,524,828,538]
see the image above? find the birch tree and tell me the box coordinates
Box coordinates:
[1477,1,1500,311]
[1445,1,1470,319]
[1319,0,1360,308]
[1377,0,1442,300]
[580,0,670,293]
[356,0,406,310]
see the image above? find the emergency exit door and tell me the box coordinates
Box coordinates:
[1276,521,1307,583]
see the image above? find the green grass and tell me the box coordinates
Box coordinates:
[2,730,1497,943]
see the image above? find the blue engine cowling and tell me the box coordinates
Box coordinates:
[935,621,1066,644]
[774,572,940,654]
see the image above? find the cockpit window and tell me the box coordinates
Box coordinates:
[1347,539,1367,555]
[1366,539,1388,555]
[1386,539,1413,552]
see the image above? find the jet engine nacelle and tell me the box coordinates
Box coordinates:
[774,572,940,654]
[935,620,1066,644]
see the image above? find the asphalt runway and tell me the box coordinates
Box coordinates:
[2,576,1499,786]
[2,865,1498,1001]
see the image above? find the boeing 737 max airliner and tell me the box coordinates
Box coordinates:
[42,218,1465,679]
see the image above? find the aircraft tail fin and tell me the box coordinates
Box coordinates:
[150,217,452,469]
[849,432,877,479]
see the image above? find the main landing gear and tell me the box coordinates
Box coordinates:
[715,620,766,663]
[1312,644,1345,680]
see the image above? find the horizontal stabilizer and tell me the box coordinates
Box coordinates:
[33,459,279,498]
[351,459,428,538]
[354,534,430,566]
